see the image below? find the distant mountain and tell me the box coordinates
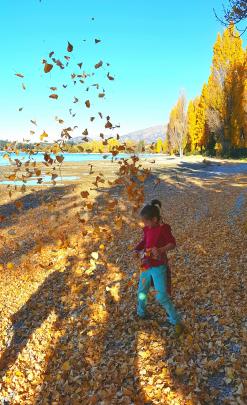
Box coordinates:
[68,124,166,145]
[121,125,167,144]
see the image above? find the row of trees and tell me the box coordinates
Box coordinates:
[0,138,167,155]
[167,24,247,157]
[65,139,167,154]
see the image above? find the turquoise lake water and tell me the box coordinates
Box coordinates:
[0,151,157,186]
[0,151,156,166]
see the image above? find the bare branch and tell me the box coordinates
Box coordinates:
[214,1,247,36]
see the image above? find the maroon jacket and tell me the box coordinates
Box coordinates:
[135,223,176,269]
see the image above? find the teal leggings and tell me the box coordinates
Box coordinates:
[137,265,180,325]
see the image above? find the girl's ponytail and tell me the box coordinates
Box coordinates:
[140,199,162,221]
[151,199,162,209]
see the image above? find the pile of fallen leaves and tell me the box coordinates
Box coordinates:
[0,169,246,404]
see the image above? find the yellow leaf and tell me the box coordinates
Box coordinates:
[62,361,70,371]
[7,262,14,270]
[40,131,48,141]
[91,252,99,260]
[99,244,105,250]
[175,367,184,377]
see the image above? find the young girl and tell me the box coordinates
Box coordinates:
[134,199,182,330]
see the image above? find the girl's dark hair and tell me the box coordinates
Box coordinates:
[140,199,162,220]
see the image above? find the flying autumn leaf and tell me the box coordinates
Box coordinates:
[95,60,103,69]
[98,93,105,98]
[98,112,103,119]
[85,100,90,108]
[105,121,113,129]
[82,129,88,136]
[67,41,73,52]
[56,155,64,163]
[15,73,24,78]
[107,73,114,80]
[22,83,26,90]
[73,97,79,103]
[78,62,83,69]
[40,131,48,141]
[18,107,23,111]
[95,39,101,44]
[49,51,54,58]
[49,94,58,99]
[81,191,89,198]
[30,120,37,126]
[44,63,53,73]
[50,86,57,91]
[90,117,95,122]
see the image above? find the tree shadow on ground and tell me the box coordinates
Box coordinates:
[0,185,80,265]
[0,265,70,374]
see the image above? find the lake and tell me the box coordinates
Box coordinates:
[0,151,157,166]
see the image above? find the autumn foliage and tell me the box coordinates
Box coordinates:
[168,25,247,157]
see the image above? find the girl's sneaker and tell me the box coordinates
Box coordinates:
[158,320,171,328]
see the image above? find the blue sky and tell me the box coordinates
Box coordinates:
[0,0,244,142]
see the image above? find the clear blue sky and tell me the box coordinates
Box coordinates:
[0,0,244,142]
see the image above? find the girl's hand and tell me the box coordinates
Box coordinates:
[151,247,160,259]
[132,250,140,258]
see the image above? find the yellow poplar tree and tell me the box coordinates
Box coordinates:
[206,24,245,153]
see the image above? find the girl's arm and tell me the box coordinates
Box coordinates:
[134,239,145,251]
[158,243,176,254]
[152,225,176,257]
[134,228,146,252]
